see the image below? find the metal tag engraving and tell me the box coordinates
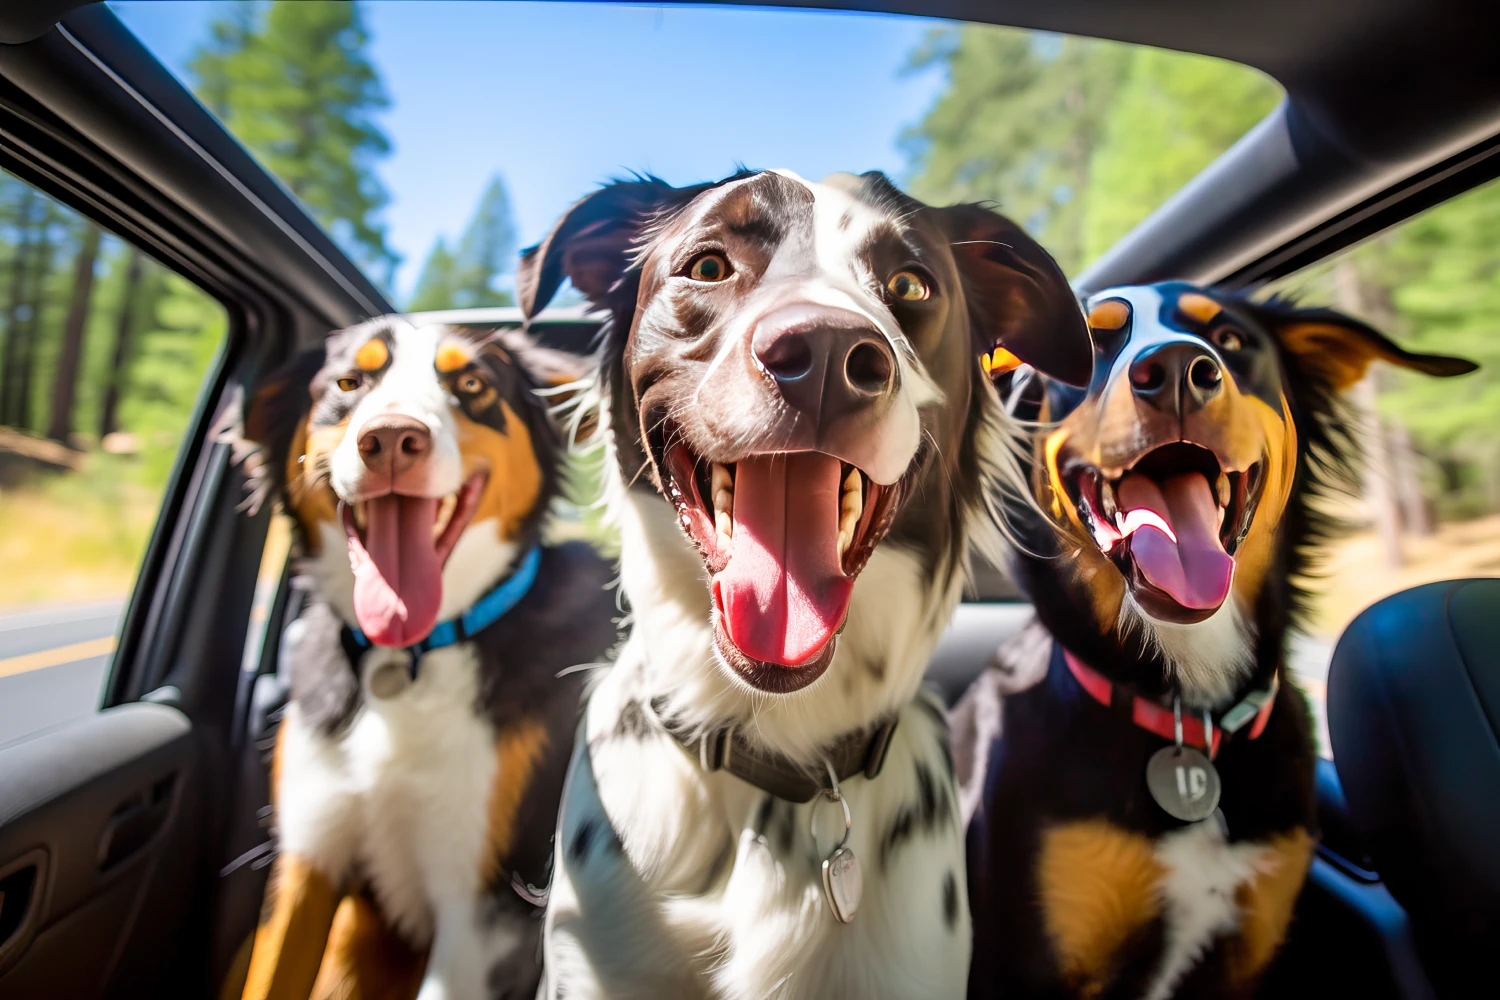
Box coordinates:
[822,845,862,924]
[1146,745,1222,822]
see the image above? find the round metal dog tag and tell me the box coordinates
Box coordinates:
[822,846,862,924]
[1146,745,1221,822]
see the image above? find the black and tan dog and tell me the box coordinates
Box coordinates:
[952,282,1476,999]
[234,316,617,1000]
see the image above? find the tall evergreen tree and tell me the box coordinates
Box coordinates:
[47,222,102,444]
[190,0,397,283]
[405,174,519,310]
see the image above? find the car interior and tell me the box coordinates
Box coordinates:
[0,1,1495,997]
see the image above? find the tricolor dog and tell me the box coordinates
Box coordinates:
[952,282,1476,999]
[517,169,1092,999]
[235,317,617,1000]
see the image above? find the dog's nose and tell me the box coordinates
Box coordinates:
[752,305,897,424]
[1129,342,1224,416]
[358,414,431,476]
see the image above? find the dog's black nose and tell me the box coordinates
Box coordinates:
[1129,341,1224,416]
[752,305,897,424]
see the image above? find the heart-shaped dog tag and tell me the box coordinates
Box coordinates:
[822,845,862,924]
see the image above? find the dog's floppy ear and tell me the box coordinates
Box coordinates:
[1257,300,1478,390]
[930,203,1093,388]
[480,328,598,443]
[232,346,326,513]
[518,177,704,318]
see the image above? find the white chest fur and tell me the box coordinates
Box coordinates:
[274,642,497,944]
[542,646,972,1000]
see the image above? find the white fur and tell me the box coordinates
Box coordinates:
[274,631,531,994]
[1119,594,1256,708]
[1145,820,1270,1000]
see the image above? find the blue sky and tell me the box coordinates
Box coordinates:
[110,2,954,302]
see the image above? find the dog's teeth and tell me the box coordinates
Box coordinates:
[711,463,734,540]
[1218,505,1227,528]
[354,501,368,530]
[712,463,733,496]
[838,472,863,558]
[716,509,733,542]
[1100,482,1118,519]
[837,528,852,559]
[433,493,459,540]
[1216,472,1231,507]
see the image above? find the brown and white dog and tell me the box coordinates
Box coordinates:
[952,282,1476,999]
[517,169,1092,999]
[234,317,618,1000]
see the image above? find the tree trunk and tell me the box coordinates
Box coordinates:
[46,224,102,446]
[98,247,144,439]
[1388,422,1434,536]
[0,189,37,426]
[1335,260,1404,567]
[8,204,53,432]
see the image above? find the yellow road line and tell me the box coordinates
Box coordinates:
[0,636,117,679]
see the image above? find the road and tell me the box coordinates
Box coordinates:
[0,600,122,746]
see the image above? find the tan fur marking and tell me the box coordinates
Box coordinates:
[1038,820,1165,996]
[1230,393,1297,608]
[285,416,345,555]
[308,894,427,1000]
[480,718,549,885]
[435,340,473,374]
[1089,300,1130,331]
[456,400,543,541]
[1176,292,1223,325]
[1227,829,1315,987]
[241,854,340,1000]
[354,339,389,372]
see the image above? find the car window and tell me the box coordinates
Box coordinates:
[1261,178,1500,755]
[0,169,227,744]
[112,1,1281,603]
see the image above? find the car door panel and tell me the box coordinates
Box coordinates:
[0,704,197,995]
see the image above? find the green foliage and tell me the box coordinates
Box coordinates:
[905,26,1278,276]
[190,0,396,283]
[406,174,519,310]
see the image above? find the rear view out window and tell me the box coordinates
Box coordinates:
[0,170,226,740]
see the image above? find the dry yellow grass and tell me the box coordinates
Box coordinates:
[0,477,159,607]
[1305,513,1500,637]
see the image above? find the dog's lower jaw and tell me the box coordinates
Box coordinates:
[613,480,958,765]
[1117,593,1257,709]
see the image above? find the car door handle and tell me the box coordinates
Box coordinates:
[0,853,42,958]
[97,774,176,872]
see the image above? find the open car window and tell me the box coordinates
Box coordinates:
[1261,176,1500,755]
[0,168,226,745]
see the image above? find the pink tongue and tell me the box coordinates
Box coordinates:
[1116,472,1234,612]
[349,495,443,647]
[712,453,852,667]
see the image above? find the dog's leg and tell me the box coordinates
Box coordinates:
[241,853,341,1000]
[414,897,539,1000]
[304,893,426,1000]
[1222,828,1314,991]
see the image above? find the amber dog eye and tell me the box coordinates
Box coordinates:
[457,373,484,394]
[887,270,930,302]
[1212,327,1245,352]
[687,252,731,282]
[336,374,362,392]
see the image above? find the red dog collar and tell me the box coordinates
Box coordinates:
[1061,647,1277,760]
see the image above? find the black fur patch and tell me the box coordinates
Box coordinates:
[880,759,951,871]
[942,870,958,930]
[570,818,600,863]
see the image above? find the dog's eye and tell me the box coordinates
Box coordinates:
[336,374,362,392]
[1211,327,1245,352]
[687,252,731,282]
[456,373,484,394]
[887,270,930,302]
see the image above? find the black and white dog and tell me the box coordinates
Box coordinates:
[518,169,1092,998]
[235,317,617,1000]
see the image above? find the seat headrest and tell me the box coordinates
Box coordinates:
[1328,578,1500,950]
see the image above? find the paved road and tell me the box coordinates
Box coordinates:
[0,600,122,747]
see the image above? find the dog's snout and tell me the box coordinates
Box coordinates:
[752,305,897,423]
[358,414,431,476]
[1129,342,1224,416]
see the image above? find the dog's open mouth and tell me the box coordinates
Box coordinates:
[1064,442,1264,625]
[340,471,487,647]
[657,428,907,692]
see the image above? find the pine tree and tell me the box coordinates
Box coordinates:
[190,0,397,283]
[407,237,458,312]
[47,222,102,445]
[450,175,518,308]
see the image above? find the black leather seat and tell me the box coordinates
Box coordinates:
[1328,578,1500,993]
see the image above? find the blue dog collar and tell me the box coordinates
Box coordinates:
[346,544,542,669]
